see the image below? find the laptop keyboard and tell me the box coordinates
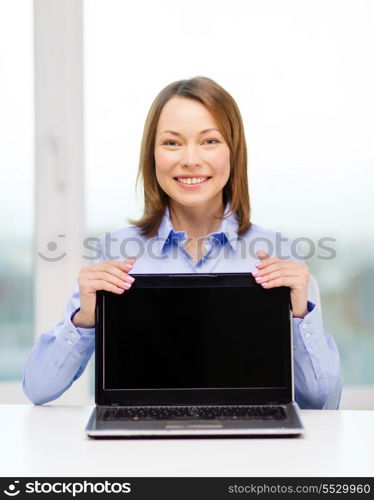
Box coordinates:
[103,405,287,421]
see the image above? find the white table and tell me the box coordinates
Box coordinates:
[1,405,373,477]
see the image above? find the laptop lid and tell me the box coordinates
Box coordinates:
[95,273,293,406]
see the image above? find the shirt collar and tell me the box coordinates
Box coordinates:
[157,202,240,253]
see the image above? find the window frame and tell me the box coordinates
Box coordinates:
[33,0,89,404]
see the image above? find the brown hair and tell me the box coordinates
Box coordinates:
[129,76,251,237]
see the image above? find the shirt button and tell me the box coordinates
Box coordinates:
[67,340,73,345]
[305,332,311,339]
[71,332,77,338]
[302,323,309,329]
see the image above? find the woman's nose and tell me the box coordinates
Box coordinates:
[180,145,201,167]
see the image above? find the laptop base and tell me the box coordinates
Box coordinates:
[85,403,304,438]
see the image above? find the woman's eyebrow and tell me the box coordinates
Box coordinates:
[159,128,221,136]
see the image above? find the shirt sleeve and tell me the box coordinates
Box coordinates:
[286,240,343,409]
[293,299,343,409]
[22,238,104,405]
[22,279,96,405]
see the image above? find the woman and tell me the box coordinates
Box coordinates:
[23,76,342,408]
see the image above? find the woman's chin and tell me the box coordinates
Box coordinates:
[169,191,223,209]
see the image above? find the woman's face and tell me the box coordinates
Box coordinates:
[154,96,231,209]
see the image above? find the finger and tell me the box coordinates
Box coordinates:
[124,257,136,265]
[108,258,136,268]
[254,270,299,283]
[87,271,134,289]
[253,262,286,275]
[255,257,280,269]
[89,264,132,281]
[103,265,135,282]
[87,279,130,294]
[93,259,135,273]
[259,276,296,289]
[256,250,271,260]
[253,261,297,277]
[116,258,136,271]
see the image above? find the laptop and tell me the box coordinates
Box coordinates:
[85,272,304,438]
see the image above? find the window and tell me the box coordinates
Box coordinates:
[0,0,34,380]
[84,0,374,386]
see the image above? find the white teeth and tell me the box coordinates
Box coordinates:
[176,177,209,185]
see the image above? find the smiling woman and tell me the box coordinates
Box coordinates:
[131,77,250,239]
[155,99,230,210]
[23,76,342,409]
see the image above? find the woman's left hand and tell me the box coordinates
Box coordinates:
[252,250,309,318]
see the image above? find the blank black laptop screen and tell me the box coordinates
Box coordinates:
[100,274,291,391]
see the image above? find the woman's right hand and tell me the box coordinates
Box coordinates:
[72,258,136,328]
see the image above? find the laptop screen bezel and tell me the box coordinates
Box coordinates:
[95,273,294,406]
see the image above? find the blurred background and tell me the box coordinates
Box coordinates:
[0,0,373,407]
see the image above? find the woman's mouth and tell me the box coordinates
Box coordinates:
[174,176,211,186]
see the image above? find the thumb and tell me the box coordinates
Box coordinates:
[256,250,270,260]
[123,257,136,265]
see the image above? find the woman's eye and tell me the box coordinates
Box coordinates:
[162,138,220,146]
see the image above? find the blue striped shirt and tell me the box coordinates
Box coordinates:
[23,204,342,408]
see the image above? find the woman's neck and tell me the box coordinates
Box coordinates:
[169,198,225,240]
